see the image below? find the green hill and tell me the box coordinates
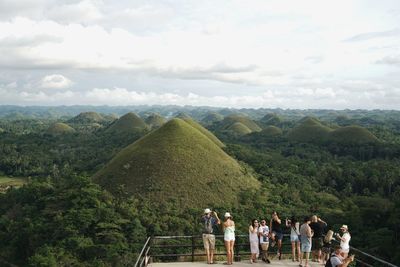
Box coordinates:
[260,125,283,137]
[180,117,225,147]
[219,115,262,132]
[287,117,332,143]
[105,112,148,134]
[226,122,252,137]
[46,122,76,135]
[328,125,379,144]
[260,113,282,126]
[145,114,167,129]
[93,118,259,208]
[68,112,105,124]
[201,112,224,126]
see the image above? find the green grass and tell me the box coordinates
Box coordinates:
[0,176,28,192]
[219,114,262,132]
[260,125,283,136]
[287,117,332,143]
[226,122,252,136]
[69,111,105,123]
[93,118,259,208]
[181,117,225,147]
[105,112,148,134]
[328,125,379,144]
[201,112,224,125]
[46,122,76,135]
[145,114,166,129]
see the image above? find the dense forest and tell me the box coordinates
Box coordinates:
[0,106,399,266]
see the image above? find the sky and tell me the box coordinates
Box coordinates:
[0,0,400,109]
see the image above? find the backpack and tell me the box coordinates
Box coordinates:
[324,254,338,267]
[204,217,213,234]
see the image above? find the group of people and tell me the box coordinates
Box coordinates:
[201,209,354,267]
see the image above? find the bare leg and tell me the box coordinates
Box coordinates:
[230,240,235,264]
[277,239,282,258]
[210,249,214,263]
[225,241,230,264]
[296,242,301,261]
[305,252,310,267]
[205,248,210,264]
[291,241,296,261]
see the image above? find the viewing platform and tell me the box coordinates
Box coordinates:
[135,235,399,267]
[150,260,324,266]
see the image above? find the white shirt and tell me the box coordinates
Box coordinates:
[258,225,269,244]
[340,232,351,251]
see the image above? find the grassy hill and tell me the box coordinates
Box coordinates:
[0,176,28,193]
[201,112,224,126]
[68,111,105,124]
[260,125,283,137]
[218,115,262,133]
[226,122,252,136]
[46,122,76,135]
[260,113,282,126]
[180,117,225,147]
[105,112,148,134]
[145,114,167,129]
[93,118,259,208]
[328,125,379,144]
[287,117,332,143]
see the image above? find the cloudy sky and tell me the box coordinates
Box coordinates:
[0,0,400,109]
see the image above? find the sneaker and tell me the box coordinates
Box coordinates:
[266,258,271,264]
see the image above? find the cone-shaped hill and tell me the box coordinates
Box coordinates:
[260,126,283,137]
[260,113,282,126]
[180,117,225,147]
[226,122,252,137]
[287,117,332,143]
[219,115,262,133]
[327,125,379,144]
[68,112,105,124]
[93,118,259,208]
[201,112,224,126]
[105,112,148,134]
[46,122,76,135]
[145,114,166,129]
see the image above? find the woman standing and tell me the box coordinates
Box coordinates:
[286,216,301,262]
[249,219,259,263]
[223,212,235,265]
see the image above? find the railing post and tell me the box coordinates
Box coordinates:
[191,235,195,262]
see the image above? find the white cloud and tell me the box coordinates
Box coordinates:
[40,74,72,89]
[0,0,400,108]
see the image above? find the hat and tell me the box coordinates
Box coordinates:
[204,208,212,214]
[340,225,348,230]
[224,212,232,218]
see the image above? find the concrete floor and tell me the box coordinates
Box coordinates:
[150,260,325,267]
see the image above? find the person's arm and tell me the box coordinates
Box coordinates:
[270,219,273,231]
[213,211,221,224]
[307,225,313,237]
[276,216,281,224]
[318,217,327,226]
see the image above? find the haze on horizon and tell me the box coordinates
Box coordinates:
[0,0,400,109]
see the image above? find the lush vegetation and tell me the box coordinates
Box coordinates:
[0,106,400,265]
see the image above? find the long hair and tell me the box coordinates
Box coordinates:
[251,218,258,227]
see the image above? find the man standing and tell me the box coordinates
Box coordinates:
[329,245,355,267]
[310,215,327,263]
[299,216,313,267]
[336,225,351,258]
[270,211,283,259]
[201,208,221,264]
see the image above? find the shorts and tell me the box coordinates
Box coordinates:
[301,243,311,253]
[272,231,283,240]
[261,243,269,251]
[312,237,323,250]
[290,235,300,242]
[203,234,216,250]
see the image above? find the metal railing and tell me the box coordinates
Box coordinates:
[135,234,399,267]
